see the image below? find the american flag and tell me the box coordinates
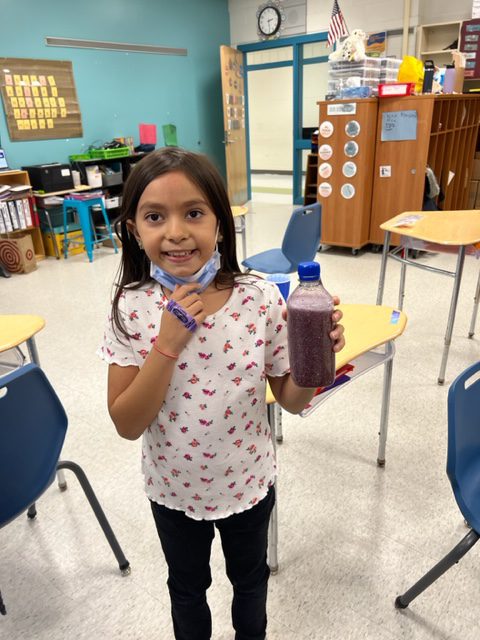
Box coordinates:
[327,0,349,48]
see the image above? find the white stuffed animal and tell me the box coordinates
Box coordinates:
[329,29,367,62]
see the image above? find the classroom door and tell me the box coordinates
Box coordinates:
[220,45,248,205]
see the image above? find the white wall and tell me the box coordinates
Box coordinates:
[229,0,475,172]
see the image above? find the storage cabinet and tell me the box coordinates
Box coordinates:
[70,152,149,219]
[316,98,378,252]
[303,154,318,205]
[0,170,45,261]
[416,21,462,66]
[370,94,480,245]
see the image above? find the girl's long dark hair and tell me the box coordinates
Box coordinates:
[111,147,243,340]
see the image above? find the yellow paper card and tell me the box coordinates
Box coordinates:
[30,75,38,84]
[13,108,20,119]
[47,76,56,86]
[51,108,58,118]
[13,75,21,85]
[42,98,50,108]
[37,109,44,118]
[34,98,42,108]
[58,97,66,107]
[32,86,39,97]
[24,120,31,130]
[41,87,48,97]
[45,108,51,118]
[15,86,23,97]
[17,120,24,130]
[39,119,46,129]
[49,97,57,107]
[51,87,58,97]
[22,75,30,85]
[29,108,36,119]
[11,97,18,108]
[31,119,38,129]
[6,86,13,97]
[18,98,26,108]
[60,108,67,118]
[47,118,54,128]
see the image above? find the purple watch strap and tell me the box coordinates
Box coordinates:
[166,299,197,332]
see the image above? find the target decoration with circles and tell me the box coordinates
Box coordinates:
[0,240,22,273]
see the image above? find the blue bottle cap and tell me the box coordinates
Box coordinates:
[298,261,320,281]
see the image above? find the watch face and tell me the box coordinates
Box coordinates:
[258,6,281,36]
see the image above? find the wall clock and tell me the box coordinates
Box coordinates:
[257,2,285,40]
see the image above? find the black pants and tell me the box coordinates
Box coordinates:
[150,485,275,640]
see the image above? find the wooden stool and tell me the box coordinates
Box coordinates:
[62,197,118,262]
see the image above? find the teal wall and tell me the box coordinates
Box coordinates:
[0,0,229,174]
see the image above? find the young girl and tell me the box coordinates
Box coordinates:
[98,147,344,640]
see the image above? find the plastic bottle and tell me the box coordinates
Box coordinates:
[287,261,335,388]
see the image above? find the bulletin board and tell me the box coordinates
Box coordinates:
[0,58,83,141]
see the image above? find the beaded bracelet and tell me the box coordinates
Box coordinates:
[153,340,178,360]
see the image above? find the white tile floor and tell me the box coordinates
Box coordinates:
[2,199,480,639]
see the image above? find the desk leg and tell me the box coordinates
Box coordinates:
[26,336,67,490]
[275,404,283,443]
[267,403,279,574]
[377,341,395,467]
[398,247,408,311]
[376,231,391,305]
[438,246,466,385]
[468,265,480,338]
[43,209,61,259]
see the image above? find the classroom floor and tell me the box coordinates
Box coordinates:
[2,198,480,640]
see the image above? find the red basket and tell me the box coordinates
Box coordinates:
[378,82,415,98]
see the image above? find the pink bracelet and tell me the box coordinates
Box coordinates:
[153,340,178,360]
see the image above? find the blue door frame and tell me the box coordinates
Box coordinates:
[238,32,329,204]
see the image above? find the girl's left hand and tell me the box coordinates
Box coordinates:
[330,295,345,353]
[282,294,345,353]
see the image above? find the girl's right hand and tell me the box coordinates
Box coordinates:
[156,283,207,355]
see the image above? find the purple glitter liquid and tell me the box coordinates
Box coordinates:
[287,280,335,388]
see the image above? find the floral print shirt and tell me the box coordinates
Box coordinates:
[97,276,290,520]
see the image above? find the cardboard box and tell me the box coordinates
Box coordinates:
[469,180,480,209]
[0,233,37,273]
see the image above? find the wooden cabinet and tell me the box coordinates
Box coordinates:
[370,95,480,245]
[316,98,378,252]
[304,154,318,205]
[416,21,462,66]
[0,170,45,261]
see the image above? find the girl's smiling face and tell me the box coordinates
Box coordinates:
[128,170,219,278]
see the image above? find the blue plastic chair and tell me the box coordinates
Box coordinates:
[395,360,480,609]
[241,202,321,274]
[0,364,130,615]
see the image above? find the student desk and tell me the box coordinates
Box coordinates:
[266,303,407,572]
[0,314,45,369]
[231,205,248,260]
[376,210,480,384]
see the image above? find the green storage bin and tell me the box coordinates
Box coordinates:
[89,147,130,159]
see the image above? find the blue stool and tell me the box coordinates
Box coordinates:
[62,197,118,262]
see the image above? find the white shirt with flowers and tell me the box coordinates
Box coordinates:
[97,276,290,521]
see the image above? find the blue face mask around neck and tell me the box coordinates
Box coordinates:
[150,248,222,293]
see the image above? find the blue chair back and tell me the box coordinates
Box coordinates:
[0,364,67,527]
[447,361,480,533]
[281,203,322,270]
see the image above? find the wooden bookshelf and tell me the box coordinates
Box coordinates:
[0,170,45,261]
[370,94,480,245]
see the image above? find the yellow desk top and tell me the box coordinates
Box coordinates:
[266,304,407,404]
[34,185,92,199]
[231,205,248,218]
[0,315,45,352]
[380,210,480,246]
